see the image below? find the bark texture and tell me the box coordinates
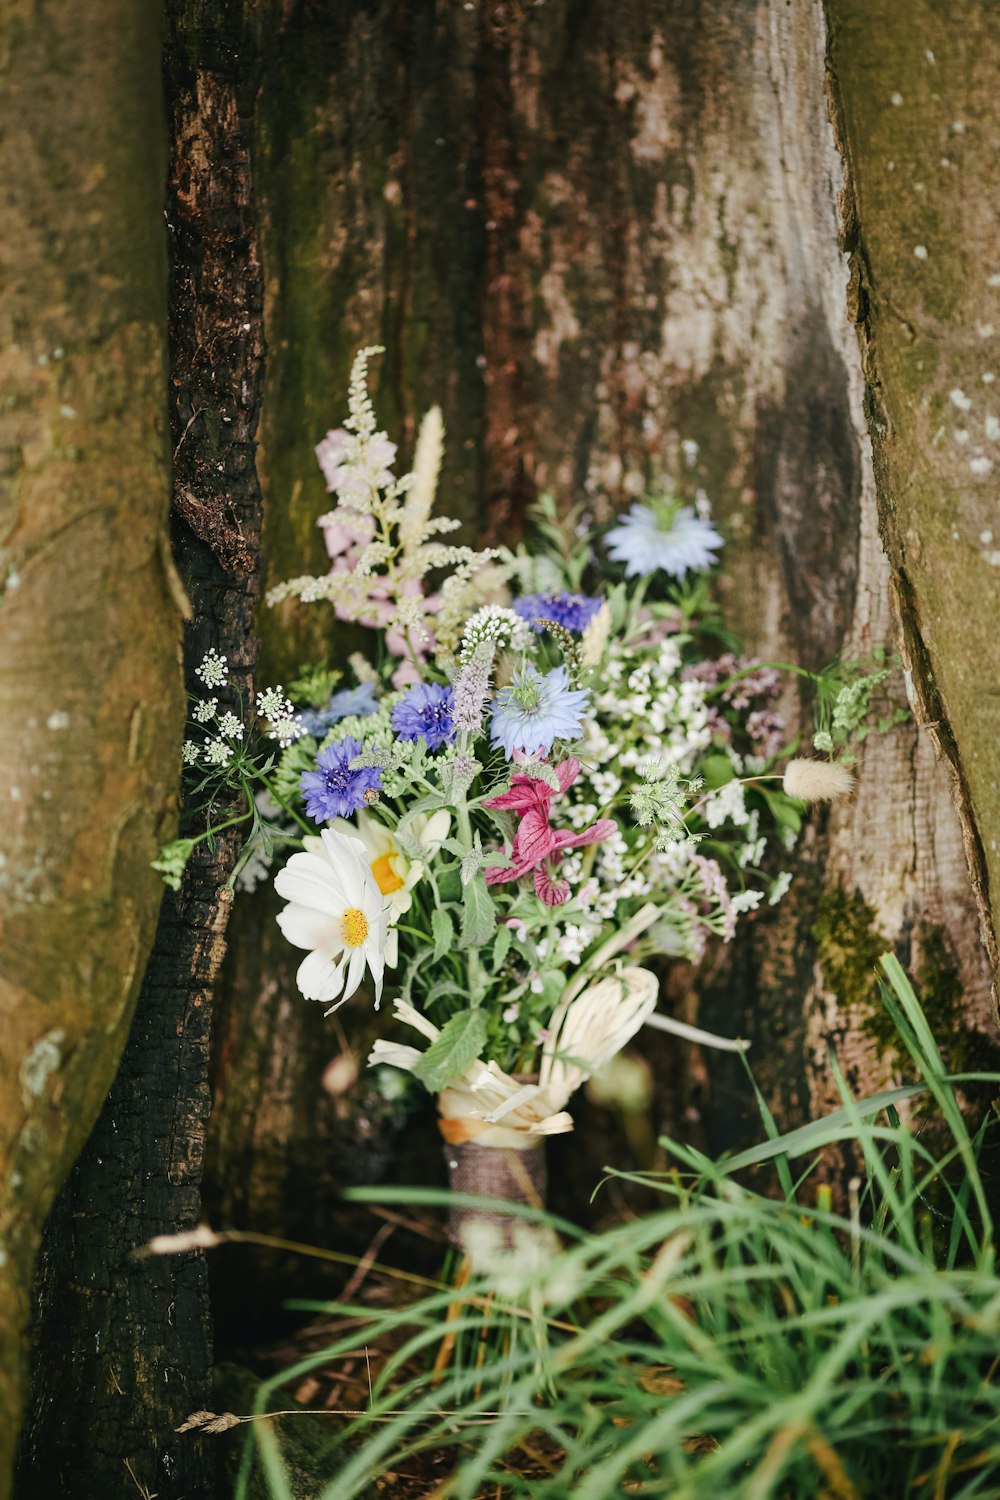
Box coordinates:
[206,0,995,1329]
[825,0,1000,986]
[0,3,183,1493]
[16,6,265,1498]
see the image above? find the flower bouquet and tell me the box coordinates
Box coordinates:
[161,347,857,1256]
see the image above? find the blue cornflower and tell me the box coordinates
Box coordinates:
[490,665,590,759]
[297,681,378,738]
[391,681,455,750]
[300,736,382,823]
[513,591,604,634]
[606,499,722,578]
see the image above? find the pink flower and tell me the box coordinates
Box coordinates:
[483,757,616,907]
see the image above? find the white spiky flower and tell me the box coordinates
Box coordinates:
[782,758,854,803]
[399,405,444,554]
[580,600,612,667]
[274,829,390,1012]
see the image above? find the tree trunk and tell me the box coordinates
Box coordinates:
[0,3,184,1494]
[825,0,1000,981]
[15,6,265,1499]
[205,0,996,1339]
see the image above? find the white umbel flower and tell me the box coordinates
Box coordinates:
[782,758,854,803]
[275,829,390,1012]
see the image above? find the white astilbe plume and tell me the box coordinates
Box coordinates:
[580,600,612,668]
[267,351,498,644]
[399,405,444,554]
[368,969,659,1147]
[345,344,381,440]
[782,758,854,803]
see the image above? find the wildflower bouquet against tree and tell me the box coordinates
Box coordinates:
[161,347,860,1242]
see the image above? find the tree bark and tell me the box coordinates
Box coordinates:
[205,0,996,1334]
[0,3,184,1494]
[825,0,1000,984]
[15,6,265,1498]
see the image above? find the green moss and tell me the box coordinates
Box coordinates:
[815,893,1000,1109]
[813,885,889,1024]
[910,925,1000,1080]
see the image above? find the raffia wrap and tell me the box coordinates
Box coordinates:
[370,964,659,1251]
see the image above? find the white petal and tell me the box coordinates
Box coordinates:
[296,947,347,1003]
[392,998,440,1042]
[276,904,344,954]
[274,853,348,913]
[344,943,367,1002]
[368,1040,423,1072]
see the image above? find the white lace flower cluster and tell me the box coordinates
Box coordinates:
[180,659,308,770]
[545,626,794,961]
[458,604,531,663]
[257,686,306,750]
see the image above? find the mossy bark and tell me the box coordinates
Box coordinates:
[0,2,184,1494]
[15,6,266,1499]
[205,0,995,1327]
[825,0,1000,991]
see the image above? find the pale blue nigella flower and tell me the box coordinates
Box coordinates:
[605,499,723,578]
[490,665,590,759]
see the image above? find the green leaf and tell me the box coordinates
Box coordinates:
[411,1009,489,1092]
[151,837,197,891]
[700,753,736,789]
[761,788,802,835]
[459,876,496,948]
[431,906,454,962]
[492,923,513,969]
[537,968,566,1007]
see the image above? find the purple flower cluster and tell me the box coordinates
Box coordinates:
[300,736,383,823]
[391,682,455,750]
[453,648,492,737]
[513,591,603,634]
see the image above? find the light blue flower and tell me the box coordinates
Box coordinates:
[490,665,590,759]
[606,499,722,578]
[297,680,378,738]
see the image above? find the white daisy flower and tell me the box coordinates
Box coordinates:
[330,809,450,967]
[274,829,390,1012]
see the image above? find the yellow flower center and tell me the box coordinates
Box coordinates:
[341,907,369,948]
[371,852,404,895]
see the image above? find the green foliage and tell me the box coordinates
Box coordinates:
[240,956,1000,1499]
[410,1009,489,1093]
[430,906,453,962]
[458,875,496,948]
[812,648,907,761]
[287,662,343,708]
[150,837,197,891]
